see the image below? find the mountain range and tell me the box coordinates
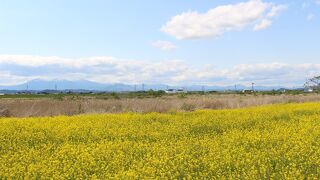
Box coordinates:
[0,79,300,92]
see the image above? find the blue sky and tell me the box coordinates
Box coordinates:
[0,0,319,86]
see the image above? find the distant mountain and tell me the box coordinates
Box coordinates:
[0,79,108,91]
[0,79,300,91]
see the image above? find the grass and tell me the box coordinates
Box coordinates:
[0,89,315,100]
[1,103,320,178]
[0,90,168,100]
[2,93,320,117]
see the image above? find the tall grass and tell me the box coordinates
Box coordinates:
[1,94,320,117]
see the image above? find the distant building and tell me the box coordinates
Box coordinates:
[0,93,4,96]
[165,88,187,94]
[304,76,320,93]
[304,88,313,93]
[176,88,187,93]
[165,89,175,94]
[38,90,60,94]
[242,89,254,93]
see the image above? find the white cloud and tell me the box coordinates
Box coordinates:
[0,55,319,87]
[152,40,177,51]
[0,55,117,68]
[161,0,287,39]
[267,5,287,18]
[316,0,320,5]
[253,19,272,31]
[0,71,38,86]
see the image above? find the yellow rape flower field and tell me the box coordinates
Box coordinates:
[1,102,320,179]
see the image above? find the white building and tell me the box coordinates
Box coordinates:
[165,89,176,94]
[304,88,313,93]
[242,89,254,93]
[165,88,187,94]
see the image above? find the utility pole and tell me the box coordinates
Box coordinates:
[235,84,237,92]
[134,84,137,92]
[251,83,255,92]
[202,86,205,92]
[142,84,145,91]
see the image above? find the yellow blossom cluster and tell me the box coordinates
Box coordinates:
[1,103,320,178]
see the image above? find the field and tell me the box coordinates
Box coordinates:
[1,102,320,178]
[1,93,320,117]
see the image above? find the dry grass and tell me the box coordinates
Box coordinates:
[1,94,320,117]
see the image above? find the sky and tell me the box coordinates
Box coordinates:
[0,0,319,87]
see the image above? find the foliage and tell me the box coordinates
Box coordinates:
[0,89,310,100]
[150,90,166,97]
[177,93,187,99]
[1,103,320,178]
[110,92,120,99]
[0,107,10,117]
[180,102,196,111]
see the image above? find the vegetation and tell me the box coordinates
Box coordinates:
[2,93,320,118]
[0,89,313,100]
[1,103,320,178]
[0,90,167,100]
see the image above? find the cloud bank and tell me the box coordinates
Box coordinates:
[152,40,177,51]
[161,0,286,39]
[0,55,319,87]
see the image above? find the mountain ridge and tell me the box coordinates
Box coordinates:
[0,79,300,91]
